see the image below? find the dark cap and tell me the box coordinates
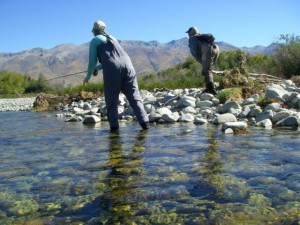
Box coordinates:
[185,26,198,34]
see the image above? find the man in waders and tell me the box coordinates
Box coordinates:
[186,26,220,95]
[83,20,149,132]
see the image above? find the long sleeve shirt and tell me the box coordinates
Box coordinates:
[85,35,107,81]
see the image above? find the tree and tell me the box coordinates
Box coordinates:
[24,73,52,93]
[273,34,300,78]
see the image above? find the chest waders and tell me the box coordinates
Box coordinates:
[97,38,149,130]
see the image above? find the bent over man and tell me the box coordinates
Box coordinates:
[83,20,149,131]
[186,26,220,95]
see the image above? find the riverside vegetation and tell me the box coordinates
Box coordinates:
[0,34,299,98]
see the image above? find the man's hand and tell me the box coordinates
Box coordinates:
[93,69,98,76]
[83,78,89,85]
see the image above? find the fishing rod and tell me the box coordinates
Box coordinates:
[45,70,87,81]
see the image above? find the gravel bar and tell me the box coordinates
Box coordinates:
[0,97,36,112]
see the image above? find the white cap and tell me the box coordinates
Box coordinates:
[92,20,106,31]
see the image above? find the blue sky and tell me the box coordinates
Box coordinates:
[0,0,299,53]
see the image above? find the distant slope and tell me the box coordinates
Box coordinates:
[0,37,276,86]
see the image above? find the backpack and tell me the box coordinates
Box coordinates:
[195,33,215,44]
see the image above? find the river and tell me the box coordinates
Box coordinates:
[1,111,300,224]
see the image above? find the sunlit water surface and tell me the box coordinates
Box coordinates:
[1,111,300,225]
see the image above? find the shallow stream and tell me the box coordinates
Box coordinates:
[1,111,300,224]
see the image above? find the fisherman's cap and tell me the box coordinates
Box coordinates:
[92,20,106,31]
[185,26,198,34]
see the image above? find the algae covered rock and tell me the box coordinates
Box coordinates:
[8,199,39,216]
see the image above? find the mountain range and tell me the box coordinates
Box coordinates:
[0,37,277,86]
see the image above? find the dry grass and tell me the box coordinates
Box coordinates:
[218,66,267,102]
[291,75,300,86]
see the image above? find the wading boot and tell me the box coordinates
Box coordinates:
[110,126,119,133]
[204,82,217,95]
[140,122,150,130]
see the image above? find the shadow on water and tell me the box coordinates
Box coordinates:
[1,112,300,224]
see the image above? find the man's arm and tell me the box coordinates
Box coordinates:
[85,38,99,81]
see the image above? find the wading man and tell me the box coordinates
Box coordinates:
[186,26,220,95]
[83,20,149,132]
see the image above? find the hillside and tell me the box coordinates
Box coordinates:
[0,38,276,86]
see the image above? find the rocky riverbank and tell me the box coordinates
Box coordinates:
[51,80,300,133]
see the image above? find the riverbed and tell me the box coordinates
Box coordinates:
[1,111,300,224]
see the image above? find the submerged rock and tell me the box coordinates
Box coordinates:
[82,115,101,124]
[222,121,248,131]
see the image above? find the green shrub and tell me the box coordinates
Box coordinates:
[215,50,246,70]
[0,70,29,95]
[247,54,276,74]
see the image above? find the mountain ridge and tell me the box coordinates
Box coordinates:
[0,37,277,86]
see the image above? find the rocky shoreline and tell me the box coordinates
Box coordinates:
[55,80,300,133]
[2,80,300,133]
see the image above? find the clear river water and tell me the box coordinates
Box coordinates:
[1,111,300,224]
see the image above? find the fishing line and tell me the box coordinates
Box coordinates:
[45,71,87,81]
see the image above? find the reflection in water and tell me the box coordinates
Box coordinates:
[201,127,224,198]
[191,126,224,200]
[99,130,147,224]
